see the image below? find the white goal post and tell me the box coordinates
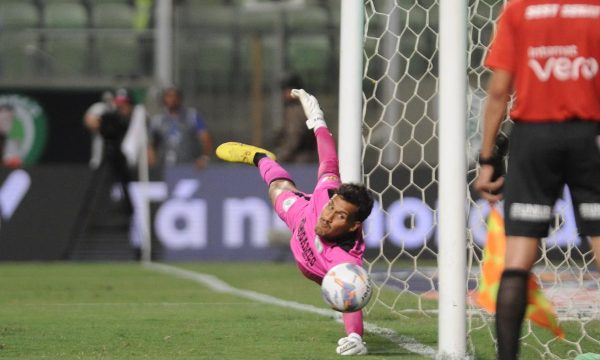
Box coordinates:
[338,0,364,184]
[436,0,468,357]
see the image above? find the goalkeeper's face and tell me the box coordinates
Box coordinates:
[315,195,361,241]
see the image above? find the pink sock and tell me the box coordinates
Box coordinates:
[315,127,340,178]
[343,311,364,336]
[257,157,293,185]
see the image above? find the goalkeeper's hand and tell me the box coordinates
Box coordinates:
[290,89,327,130]
[336,333,368,356]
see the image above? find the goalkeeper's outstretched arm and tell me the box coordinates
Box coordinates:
[290,89,340,179]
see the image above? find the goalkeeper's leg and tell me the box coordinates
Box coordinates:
[215,142,275,165]
[215,142,296,206]
[256,156,297,205]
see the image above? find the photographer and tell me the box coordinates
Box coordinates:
[96,88,136,214]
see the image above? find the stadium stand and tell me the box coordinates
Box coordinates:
[286,5,328,33]
[0,0,343,154]
[185,0,237,31]
[43,0,88,28]
[288,34,332,88]
[94,34,141,77]
[328,0,341,28]
[90,1,141,77]
[0,1,41,78]
[0,32,40,80]
[193,35,235,92]
[42,0,90,77]
[237,9,276,33]
[237,34,277,87]
[0,1,41,28]
[91,1,134,28]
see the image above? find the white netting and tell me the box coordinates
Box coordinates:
[360,0,600,358]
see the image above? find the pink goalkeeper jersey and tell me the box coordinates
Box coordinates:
[274,174,366,284]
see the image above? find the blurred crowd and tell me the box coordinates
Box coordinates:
[83,85,214,176]
[78,74,318,217]
[83,73,318,181]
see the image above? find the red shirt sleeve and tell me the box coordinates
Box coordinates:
[485,1,519,73]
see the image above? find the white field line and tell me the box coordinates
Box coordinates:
[15,302,261,307]
[144,262,437,359]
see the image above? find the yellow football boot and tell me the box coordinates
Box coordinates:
[215,142,276,165]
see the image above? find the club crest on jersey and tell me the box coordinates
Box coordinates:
[314,236,324,253]
[282,197,297,213]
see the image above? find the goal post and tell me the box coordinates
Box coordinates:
[437,0,468,357]
[338,0,364,183]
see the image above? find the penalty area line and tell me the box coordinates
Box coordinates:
[144,262,436,359]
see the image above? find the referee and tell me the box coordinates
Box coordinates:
[474,1,600,359]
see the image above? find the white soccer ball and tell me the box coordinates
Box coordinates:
[321,263,372,313]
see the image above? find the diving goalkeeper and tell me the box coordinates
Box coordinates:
[216,89,374,356]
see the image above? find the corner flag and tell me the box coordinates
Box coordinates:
[476,207,565,338]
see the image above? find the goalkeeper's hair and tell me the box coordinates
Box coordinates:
[335,183,374,223]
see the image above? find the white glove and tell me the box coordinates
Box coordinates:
[336,333,368,356]
[290,88,327,130]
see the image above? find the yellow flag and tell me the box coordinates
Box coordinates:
[476,207,565,338]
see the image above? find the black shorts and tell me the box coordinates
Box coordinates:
[504,120,600,238]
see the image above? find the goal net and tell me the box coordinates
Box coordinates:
[360,0,600,358]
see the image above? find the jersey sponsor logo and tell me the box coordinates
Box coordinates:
[297,218,316,266]
[528,55,599,81]
[528,45,578,59]
[525,4,600,19]
[282,196,297,213]
[525,4,560,19]
[561,4,600,18]
[579,203,600,220]
[509,203,552,222]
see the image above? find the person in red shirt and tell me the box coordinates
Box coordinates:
[474,1,600,359]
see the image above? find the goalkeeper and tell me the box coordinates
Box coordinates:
[216,89,374,356]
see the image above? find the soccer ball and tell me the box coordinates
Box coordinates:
[321,263,372,312]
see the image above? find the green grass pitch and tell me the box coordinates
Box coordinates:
[0,262,597,359]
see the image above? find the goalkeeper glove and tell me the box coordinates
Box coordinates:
[336,333,368,356]
[290,88,327,130]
